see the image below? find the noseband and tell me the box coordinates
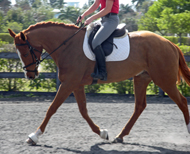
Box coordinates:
[16,40,42,75]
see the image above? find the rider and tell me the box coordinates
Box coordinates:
[77,0,119,81]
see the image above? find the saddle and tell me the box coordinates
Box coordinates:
[88,23,127,56]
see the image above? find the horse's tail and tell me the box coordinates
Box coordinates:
[175,43,190,86]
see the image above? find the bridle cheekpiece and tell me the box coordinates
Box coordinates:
[16,40,42,75]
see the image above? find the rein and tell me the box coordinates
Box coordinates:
[16,23,86,73]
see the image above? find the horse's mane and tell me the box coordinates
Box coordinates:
[23,21,81,33]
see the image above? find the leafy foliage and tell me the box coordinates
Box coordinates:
[0,33,14,43]
[58,6,81,23]
[51,0,66,10]
[132,0,146,10]
[3,21,23,33]
[0,44,24,91]
[138,0,190,37]
[110,80,134,94]
[163,36,190,46]
[85,84,104,93]
[157,10,190,37]
[0,11,3,31]
[0,38,8,47]
[0,0,11,13]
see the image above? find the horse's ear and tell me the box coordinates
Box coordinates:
[20,32,27,41]
[8,29,16,38]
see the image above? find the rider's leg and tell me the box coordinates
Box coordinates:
[91,14,119,81]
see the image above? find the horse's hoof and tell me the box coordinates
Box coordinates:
[112,137,123,143]
[26,138,36,146]
[100,129,109,140]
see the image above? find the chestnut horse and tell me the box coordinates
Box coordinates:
[8,22,190,144]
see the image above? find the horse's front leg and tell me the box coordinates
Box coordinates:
[73,86,109,140]
[26,82,73,145]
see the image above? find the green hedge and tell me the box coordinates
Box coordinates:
[0,33,14,44]
[179,45,190,55]
[164,36,190,45]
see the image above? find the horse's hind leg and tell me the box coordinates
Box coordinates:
[73,86,108,140]
[161,84,190,131]
[114,71,151,142]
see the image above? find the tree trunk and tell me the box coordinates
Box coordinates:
[178,33,182,45]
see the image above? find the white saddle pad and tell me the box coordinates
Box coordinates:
[83,29,130,62]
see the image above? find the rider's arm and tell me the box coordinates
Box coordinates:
[82,0,101,17]
[84,0,114,25]
[77,0,100,22]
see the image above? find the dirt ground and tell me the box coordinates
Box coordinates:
[0,94,190,154]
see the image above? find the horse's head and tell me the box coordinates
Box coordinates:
[8,29,43,80]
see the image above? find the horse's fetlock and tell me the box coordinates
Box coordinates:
[92,128,100,135]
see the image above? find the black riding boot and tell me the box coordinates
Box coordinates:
[91,45,107,81]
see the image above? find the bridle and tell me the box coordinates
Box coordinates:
[15,22,85,75]
[16,40,42,75]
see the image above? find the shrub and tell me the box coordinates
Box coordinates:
[85,84,105,93]
[179,45,190,55]
[110,80,134,94]
[3,21,23,34]
[0,33,14,44]
[0,38,8,47]
[164,36,190,45]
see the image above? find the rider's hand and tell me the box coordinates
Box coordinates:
[76,15,84,24]
[84,16,94,26]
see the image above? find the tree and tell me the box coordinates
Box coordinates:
[0,11,3,32]
[22,9,36,29]
[120,4,134,15]
[31,0,42,8]
[157,9,190,44]
[58,6,81,23]
[139,0,154,14]
[15,0,30,10]
[138,0,190,37]
[0,0,11,13]
[52,0,66,10]
[49,0,56,8]
[132,0,146,11]
[119,4,137,32]
[138,13,163,34]
[122,16,138,32]
[88,0,94,6]
[3,21,23,33]
[5,7,23,23]
[119,4,135,20]
[34,5,54,22]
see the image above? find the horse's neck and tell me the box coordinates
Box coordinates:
[30,26,84,65]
